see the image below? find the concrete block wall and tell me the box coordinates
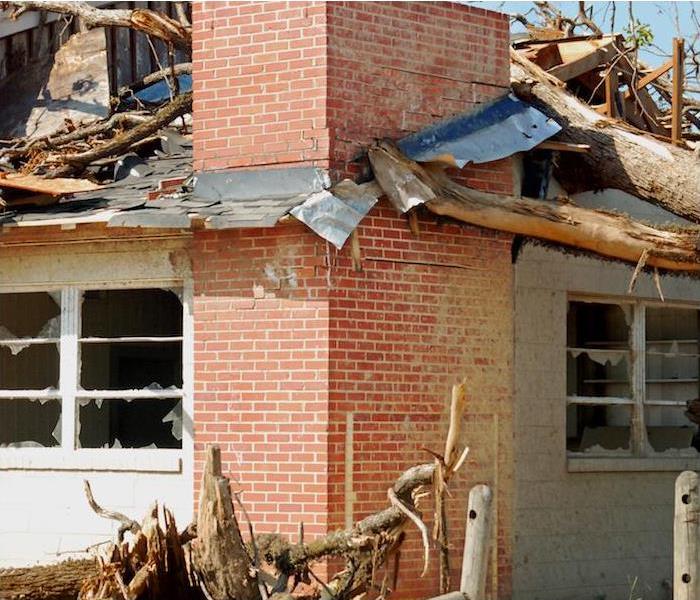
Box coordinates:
[513,242,700,600]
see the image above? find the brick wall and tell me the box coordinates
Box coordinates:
[192,1,510,180]
[192,1,330,172]
[191,223,331,539]
[326,1,510,179]
[327,203,514,599]
[191,2,515,597]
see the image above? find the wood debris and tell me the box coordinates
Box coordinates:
[512,29,695,145]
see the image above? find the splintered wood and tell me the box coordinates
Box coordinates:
[513,33,692,145]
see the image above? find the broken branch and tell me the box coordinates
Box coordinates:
[83,480,140,543]
[1,1,191,49]
[48,92,192,177]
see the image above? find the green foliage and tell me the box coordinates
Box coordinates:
[624,19,654,48]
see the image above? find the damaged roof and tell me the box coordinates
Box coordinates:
[0,92,560,248]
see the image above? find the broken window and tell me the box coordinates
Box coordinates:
[0,287,184,452]
[0,399,62,448]
[567,299,700,458]
[78,398,182,449]
[0,292,62,447]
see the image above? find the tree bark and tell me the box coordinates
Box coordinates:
[2,1,190,50]
[368,141,700,273]
[191,446,261,600]
[510,49,700,224]
[0,559,97,600]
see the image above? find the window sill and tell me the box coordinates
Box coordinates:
[568,455,700,472]
[0,449,182,473]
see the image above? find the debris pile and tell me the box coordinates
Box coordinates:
[513,33,694,144]
[0,1,192,208]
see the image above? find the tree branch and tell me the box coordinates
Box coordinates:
[1,1,191,49]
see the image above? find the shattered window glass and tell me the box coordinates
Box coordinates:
[645,307,700,455]
[78,287,184,449]
[567,301,633,455]
[0,286,184,453]
[80,341,182,390]
[567,300,700,459]
[77,398,182,449]
[0,292,60,390]
[0,344,59,390]
[81,289,182,338]
[567,404,631,454]
[0,398,61,448]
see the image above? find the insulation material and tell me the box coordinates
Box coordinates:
[397,93,561,168]
[290,181,379,249]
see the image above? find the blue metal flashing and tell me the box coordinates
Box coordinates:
[397,93,561,168]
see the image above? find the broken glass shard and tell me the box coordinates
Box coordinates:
[0,292,60,338]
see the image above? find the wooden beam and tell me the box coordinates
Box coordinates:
[624,59,673,99]
[547,41,616,82]
[674,471,700,600]
[460,485,493,600]
[604,66,619,118]
[673,37,685,145]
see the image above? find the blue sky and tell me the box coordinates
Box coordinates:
[467,2,699,68]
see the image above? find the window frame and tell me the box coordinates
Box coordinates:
[567,294,700,472]
[0,279,193,473]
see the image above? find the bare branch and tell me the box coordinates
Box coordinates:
[1,1,191,49]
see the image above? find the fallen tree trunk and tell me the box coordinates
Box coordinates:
[368,141,700,272]
[0,559,97,600]
[2,1,190,50]
[510,49,700,224]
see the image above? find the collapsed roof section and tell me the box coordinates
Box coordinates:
[0,93,560,250]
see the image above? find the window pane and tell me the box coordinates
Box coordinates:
[77,398,182,449]
[0,398,61,447]
[567,404,632,454]
[567,301,631,349]
[80,341,182,390]
[0,344,59,390]
[81,289,182,338]
[646,406,699,455]
[0,291,60,339]
[567,350,631,398]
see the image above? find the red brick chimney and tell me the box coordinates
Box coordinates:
[192,1,510,180]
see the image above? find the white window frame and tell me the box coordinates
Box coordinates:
[0,279,193,473]
[567,294,700,472]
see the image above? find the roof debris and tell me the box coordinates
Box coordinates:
[397,93,561,167]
